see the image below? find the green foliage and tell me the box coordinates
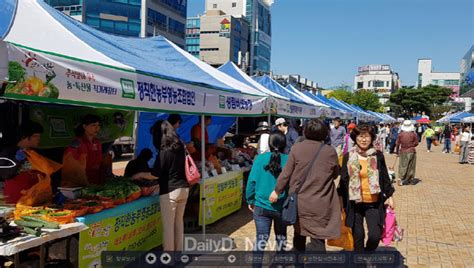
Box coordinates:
[388,85,454,117]
[328,88,382,112]
[8,61,26,83]
[327,89,354,104]
[352,89,382,112]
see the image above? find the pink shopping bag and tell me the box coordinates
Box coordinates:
[381,206,396,246]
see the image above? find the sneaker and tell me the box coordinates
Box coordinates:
[427,150,430,152]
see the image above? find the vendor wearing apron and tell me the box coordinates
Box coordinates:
[62,114,105,186]
[0,121,44,204]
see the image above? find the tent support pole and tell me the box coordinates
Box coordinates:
[235,117,239,135]
[133,111,139,158]
[267,114,271,128]
[201,115,206,236]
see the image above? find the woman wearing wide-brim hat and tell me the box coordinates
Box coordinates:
[256,121,271,155]
[395,120,419,186]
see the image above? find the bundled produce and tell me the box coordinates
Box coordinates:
[14,207,74,224]
[79,177,141,205]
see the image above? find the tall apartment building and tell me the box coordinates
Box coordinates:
[460,45,474,95]
[45,0,187,48]
[417,59,461,97]
[205,0,273,75]
[186,17,200,58]
[354,64,401,106]
[199,10,249,68]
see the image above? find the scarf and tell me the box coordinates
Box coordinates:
[347,146,381,203]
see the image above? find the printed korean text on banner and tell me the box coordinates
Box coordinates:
[78,196,163,268]
[199,171,244,225]
[4,44,267,116]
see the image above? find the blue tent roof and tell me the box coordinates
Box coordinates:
[0,0,16,39]
[448,111,474,123]
[253,75,308,104]
[32,0,255,94]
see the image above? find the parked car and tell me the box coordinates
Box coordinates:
[112,136,134,159]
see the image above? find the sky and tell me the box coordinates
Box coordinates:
[188,0,473,88]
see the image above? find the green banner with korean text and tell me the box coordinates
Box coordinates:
[199,170,244,226]
[78,196,162,268]
[29,105,134,149]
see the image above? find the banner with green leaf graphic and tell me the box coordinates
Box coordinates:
[29,106,134,149]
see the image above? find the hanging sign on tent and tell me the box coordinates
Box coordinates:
[4,44,268,116]
[29,106,134,148]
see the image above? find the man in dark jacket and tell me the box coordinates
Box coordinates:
[275,118,299,154]
[443,124,452,153]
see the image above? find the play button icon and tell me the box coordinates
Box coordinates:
[160,253,172,265]
[145,253,157,264]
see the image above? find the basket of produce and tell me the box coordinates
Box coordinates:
[64,205,89,217]
[43,210,75,224]
[82,201,104,214]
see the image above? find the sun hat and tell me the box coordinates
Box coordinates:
[255,121,270,132]
[348,123,357,130]
[401,120,415,132]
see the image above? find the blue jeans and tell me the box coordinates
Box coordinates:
[426,138,433,151]
[443,138,451,153]
[253,206,287,267]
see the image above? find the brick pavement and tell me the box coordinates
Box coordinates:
[204,140,474,267]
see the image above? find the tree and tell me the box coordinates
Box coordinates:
[352,89,382,112]
[327,89,354,104]
[388,85,454,118]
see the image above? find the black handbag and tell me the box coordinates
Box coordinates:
[281,143,325,225]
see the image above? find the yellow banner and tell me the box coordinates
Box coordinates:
[199,171,244,226]
[78,196,163,267]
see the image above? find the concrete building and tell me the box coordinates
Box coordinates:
[186,17,200,58]
[273,74,318,94]
[45,0,83,21]
[199,10,249,68]
[354,64,401,105]
[460,45,474,95]
[205,0,273,75]
[417,59,461,97]
[46,0,187,48]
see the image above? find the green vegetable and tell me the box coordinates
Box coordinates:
[21,216,59,229]
[49,212,69,217]
[40,83,59,98]
[15,220,43,228]
[23,226,42,237]
[7,61,26,83]
[84,201,99,207]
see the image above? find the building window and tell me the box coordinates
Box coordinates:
[386,81,390,87]
[232,2,237,7]
[357,82,363,89]
[418,73,422,87]
[213,4,217,8]
[368,81,371,87]
[373,80,385,87]
[201,48,219,51]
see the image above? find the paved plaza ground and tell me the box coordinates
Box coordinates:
[202,141,474,267]
[112,141,474,267]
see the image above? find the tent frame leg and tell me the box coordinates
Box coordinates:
[201,115,206,237]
